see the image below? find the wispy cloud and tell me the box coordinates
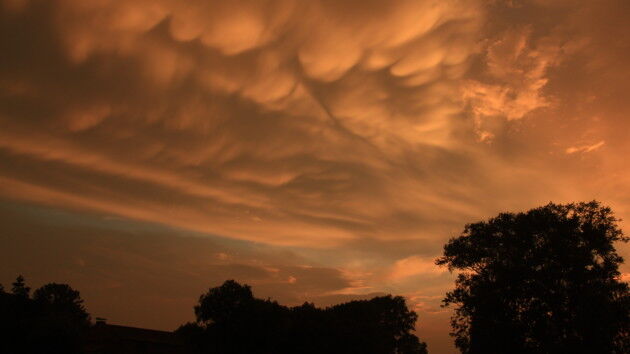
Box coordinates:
[565,140,605,154]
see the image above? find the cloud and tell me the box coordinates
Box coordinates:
[463,24,564,141]
[0,0,490,249]
[2,1,630,353]
[0,200,354,327]
[565,141,605,154]
[389,256,446,280]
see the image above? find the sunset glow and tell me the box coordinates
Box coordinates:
[1,1,630,352]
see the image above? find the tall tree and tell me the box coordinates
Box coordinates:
[11,275,30,298]
[437,201,630,353]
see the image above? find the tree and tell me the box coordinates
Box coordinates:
[11,275,30,298]
[185,280,289,354]
[180,280,428,354]
[33,283,90,325]
[0,278,90,354]
[436,201,630,354]
[194,279,256,325]
[29,283,91,354]
[325,296,428,354]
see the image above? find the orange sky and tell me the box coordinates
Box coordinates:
[1,1,630,353]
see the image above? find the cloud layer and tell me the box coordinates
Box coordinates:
[2,1,630,352]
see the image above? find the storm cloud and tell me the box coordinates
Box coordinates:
[1,1,630,352]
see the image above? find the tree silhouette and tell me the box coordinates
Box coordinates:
[0,276,90,354]
[194,280,258,325]
[31,283,91,354]
[436,201,630,353]
[183,280,289,354]
[33,283,91,326]
[325,295,427,354]
[11,275,30,298]
[179,280,428,354]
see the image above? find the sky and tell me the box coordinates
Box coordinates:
[1,0,629,352]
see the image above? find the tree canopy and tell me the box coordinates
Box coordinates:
[178,280,428,354]
[11,275,30,298]
[33,283,90,325]
[0,276,91,354]
[436,201,630,353]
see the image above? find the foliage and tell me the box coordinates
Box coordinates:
[194,280,258,325]
[178,280,428,354]
[0,276,91,354]
[11,275,30,298]
[436,201,630,353]
[33,283,91,325]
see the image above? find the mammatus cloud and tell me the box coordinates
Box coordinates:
[2,1,630,353]
[0,0,489,248]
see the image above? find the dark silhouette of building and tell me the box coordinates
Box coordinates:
[85,320,186,354]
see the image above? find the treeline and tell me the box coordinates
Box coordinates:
[0,277,90,354]
[2,201,630,353]
[0,277,426,354]
[177,280,428,354]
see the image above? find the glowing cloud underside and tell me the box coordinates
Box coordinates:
[1,1,630,353]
